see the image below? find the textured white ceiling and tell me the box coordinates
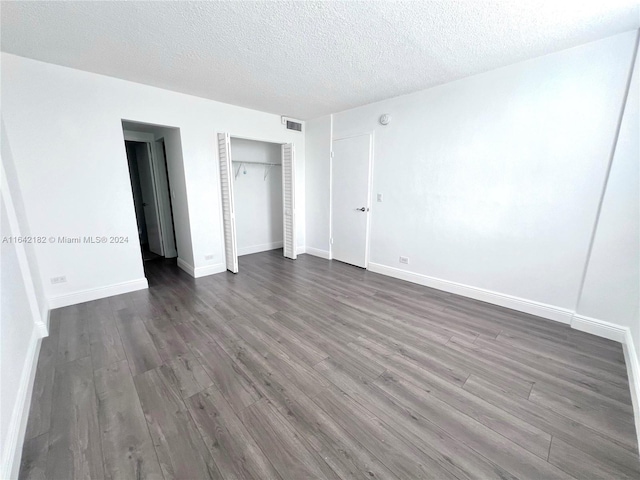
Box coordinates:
[2,1,638,119]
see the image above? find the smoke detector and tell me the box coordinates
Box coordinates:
[379,114,391,126]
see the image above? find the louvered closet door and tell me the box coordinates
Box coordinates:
[282,143,297,259]
[218,133,239,273]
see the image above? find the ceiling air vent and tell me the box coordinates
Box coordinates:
[282,116,303,132]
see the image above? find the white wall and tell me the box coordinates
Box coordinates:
[322,31,636,317]
[1,124,48,478]
[576,37,639,378]
[1,53,305,305]
[304,115,332,257]
[0,198,37,480]
[230,138,283,256]
[1,121,47,326]
[577,39,639,338]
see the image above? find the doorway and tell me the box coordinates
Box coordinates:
[123,122,179,266]
[231,138,284,256]
[217,133,296,273]
[331,133,373,268]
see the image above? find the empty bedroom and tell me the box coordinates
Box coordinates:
[1,1,639,479]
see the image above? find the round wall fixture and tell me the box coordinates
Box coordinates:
[379,114,391,126]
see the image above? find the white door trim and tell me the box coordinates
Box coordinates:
[124,134,165,257]
[222,133,298,261]
[328,115,334,260]
[123,130,155,142]
[365,131,375,269]
[332,132,374,142]
[151,138,177,258]
[124,130,173,258]
[144,142,165,256]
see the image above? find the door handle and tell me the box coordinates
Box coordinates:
[356,207,369,212]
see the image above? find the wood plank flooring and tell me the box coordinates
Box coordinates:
[19,250,639,479]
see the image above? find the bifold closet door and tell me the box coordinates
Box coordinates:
[282,143,297,260]
[218,132,239,273]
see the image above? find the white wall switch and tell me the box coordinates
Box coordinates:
[399,256,409,265]
[50,275,67,284]
[377,193,383,202]
[204,254,214,261]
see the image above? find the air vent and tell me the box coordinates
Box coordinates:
[286,120,302,132]
[281,116,303,132]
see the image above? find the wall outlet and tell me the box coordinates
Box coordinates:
[377,193,383,202]
[50,275,67,284]
[204,254,214,261]
[399,256,409,265]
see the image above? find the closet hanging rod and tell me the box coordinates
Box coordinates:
[231,160,282,166]
[233,161,280,180]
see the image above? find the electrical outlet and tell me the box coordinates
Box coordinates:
[399,256,409,265]
[377,193,383,202]
[50,275,67,284]
[204,254,214,261]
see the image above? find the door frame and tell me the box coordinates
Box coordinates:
[123,130,176,258]
[152,137,178,258]
[215,132,298,272]
[330,131,375,269]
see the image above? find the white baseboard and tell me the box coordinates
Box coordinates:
[622,328,640,454]
[305,247,331,259]
[296,246,306,255]
[177,257,196,276]
[2,329,43,480]
[571,314,628,343]
[47,278,148,309]
[570,316,638,447]
[36,308,50,338]
[238,241,283,257]
[178,258,226,278]
[367,262,573,324]
[194,263,226,278]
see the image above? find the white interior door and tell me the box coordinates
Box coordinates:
[218,133,239,273]
[282,143,297,259]
[331,134,372,268]
[153,139,177,258]
[135,143,164,256]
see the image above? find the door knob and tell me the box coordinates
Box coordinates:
[356,207,368,212]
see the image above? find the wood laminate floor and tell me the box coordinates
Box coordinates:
[19,250,639,479]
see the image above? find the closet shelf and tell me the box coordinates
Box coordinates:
[232,160,281,180]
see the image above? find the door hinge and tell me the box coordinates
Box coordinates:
[330,151,334,159]
[330,237,334,245]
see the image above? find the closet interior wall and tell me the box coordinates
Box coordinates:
[230,138,284,256]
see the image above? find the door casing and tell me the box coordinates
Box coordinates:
[216,132,297,272]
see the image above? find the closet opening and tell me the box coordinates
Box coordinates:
[218,133,297,273]
[122,120,183,273]
[232,138,283,256]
